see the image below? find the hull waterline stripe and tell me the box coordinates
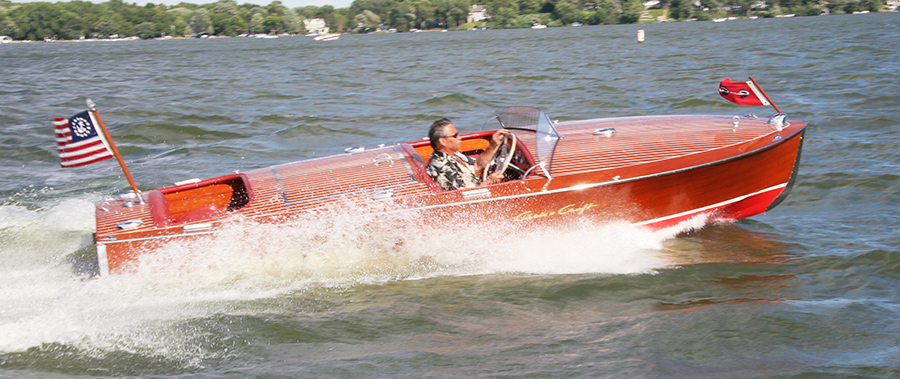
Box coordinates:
[98,183,786,247]
[632,183,787,226]
[97,184,787,265]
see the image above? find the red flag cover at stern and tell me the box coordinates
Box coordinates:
[719,78,771,106]
[54,110,113,167]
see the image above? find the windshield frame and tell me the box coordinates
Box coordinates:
[482,106,561,174]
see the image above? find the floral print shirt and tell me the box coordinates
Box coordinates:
[426,151,482,191]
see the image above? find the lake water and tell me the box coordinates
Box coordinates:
[1,13,899,378]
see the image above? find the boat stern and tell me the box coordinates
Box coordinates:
[93,173,253,275]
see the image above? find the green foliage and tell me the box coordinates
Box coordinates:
[585,8,608,24]
[552,0,582,24]
[249,12,265,33]
[282,8,302,33]
[669,0,693,20]
[0,14,19,37]
[263,14,283,32]
[211,13,246,35]
[173,16,189,36]
[619,0,643,23]
[10,2,66,40]
[134,21,156,38]
[791,3,824,15]
[189,8,211,33]
[825,0,883,13]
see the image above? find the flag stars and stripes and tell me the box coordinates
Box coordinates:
[54,110,113,168]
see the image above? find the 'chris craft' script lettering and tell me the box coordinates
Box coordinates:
[515,203,598,221]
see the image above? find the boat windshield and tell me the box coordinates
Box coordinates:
[482,106,561,174]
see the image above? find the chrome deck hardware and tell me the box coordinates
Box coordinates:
[116,219,143,230]
[593,128,616,137]
[371,189,395,200]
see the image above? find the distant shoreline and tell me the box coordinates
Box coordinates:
[2,10,896,44]
[1,34,313,44]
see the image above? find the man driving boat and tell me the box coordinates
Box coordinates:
[426,118,509,191]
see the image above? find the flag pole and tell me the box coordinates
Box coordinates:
[748,76,782,114]
[86,99,144,204]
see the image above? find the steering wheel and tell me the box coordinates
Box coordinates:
[483,134,517,182]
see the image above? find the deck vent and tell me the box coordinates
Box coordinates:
[116,219,143,230]
[593,128,615,138]
[345,146,365,153]
[183,223,213,232]
[767,113,787,131]
[116,191,139,200]
[371,189,395,200]
[174,178,201,186]
[462,188,491,198]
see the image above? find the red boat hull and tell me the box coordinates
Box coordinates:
[94,113,806,275]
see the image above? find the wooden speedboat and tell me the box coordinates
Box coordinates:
[92,107,805,275]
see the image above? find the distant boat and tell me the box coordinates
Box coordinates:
[531,23,547,29]
[713,18,727,22]
[314,34,340,41]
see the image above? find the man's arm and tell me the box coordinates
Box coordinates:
[474,129,509,174]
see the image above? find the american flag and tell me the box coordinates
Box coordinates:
[54,110,113,168]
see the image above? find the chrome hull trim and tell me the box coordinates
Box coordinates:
[97,244,109,277]
[99,230,217,245]
[633,183,787,227]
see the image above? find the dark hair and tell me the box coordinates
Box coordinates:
[428,118,453,150]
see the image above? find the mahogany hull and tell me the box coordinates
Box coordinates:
[93,114,806,275]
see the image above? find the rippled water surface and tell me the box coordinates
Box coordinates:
[1,13,899,378]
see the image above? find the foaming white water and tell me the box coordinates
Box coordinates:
[0,197,95,267]
[0,197,233,362]
[0,196,701,360]
[477,221,669,275]
[124,205,683,285]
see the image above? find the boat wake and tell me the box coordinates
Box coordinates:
[0,195,702,360]
[120,201,687,284]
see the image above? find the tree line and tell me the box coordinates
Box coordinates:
[0,0,887,41]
